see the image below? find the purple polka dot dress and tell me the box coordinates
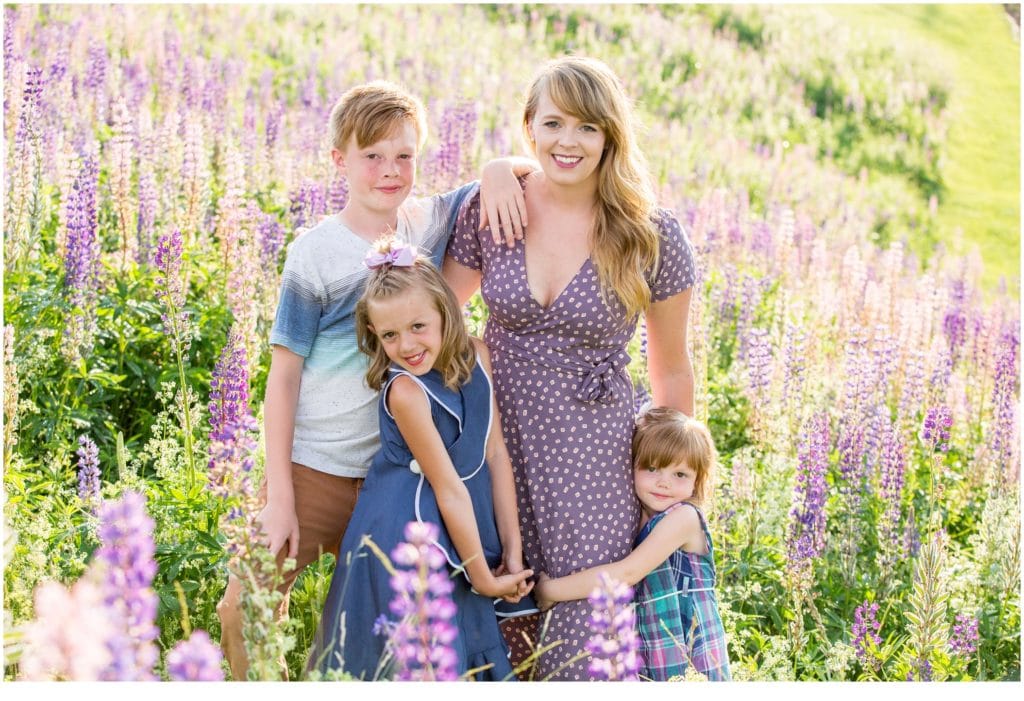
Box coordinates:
[447,187,696,680]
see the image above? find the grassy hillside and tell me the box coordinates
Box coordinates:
[821,3,1020,292]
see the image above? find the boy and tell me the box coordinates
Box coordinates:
[216,81,532,680]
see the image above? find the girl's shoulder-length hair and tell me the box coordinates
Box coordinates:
[354,249,475,392]
[632,406,718,507]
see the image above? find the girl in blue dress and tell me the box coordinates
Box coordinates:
[308,238,533,681]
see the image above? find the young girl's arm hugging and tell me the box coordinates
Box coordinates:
[258,345,304,560]
[535,502,706,608]
[475,338,532,600]
[388,354,534,600]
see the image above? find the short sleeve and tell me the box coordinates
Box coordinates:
[421,181,478,269]
[444,184,484,272]
[269,240,323,357]
[650,210,698,302]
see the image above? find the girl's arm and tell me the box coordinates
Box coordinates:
[645,286,695,416]
[473,340,528,581]
[478,156,539,245]
[535,505,701,606]
[388,375,533,599]
[258,345,304,559]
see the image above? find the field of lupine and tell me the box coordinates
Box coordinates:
[2,3,1020,682]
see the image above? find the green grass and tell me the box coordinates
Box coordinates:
[821,4,1020,293]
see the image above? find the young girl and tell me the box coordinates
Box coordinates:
[535,407,731,681]
[307,238,533,681]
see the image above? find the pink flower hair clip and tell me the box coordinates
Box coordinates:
[363,242,418,270]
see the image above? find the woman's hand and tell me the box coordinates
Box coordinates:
[478,158,533,247]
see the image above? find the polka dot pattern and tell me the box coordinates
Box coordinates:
[447,190,696,680]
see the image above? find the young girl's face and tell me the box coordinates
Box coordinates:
[633,460,697,518]
[366,286,443,376]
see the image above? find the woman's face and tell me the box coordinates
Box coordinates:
[528,89,606,193]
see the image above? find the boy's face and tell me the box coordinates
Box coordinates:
[332,120,418,219]
[633,461,696,518]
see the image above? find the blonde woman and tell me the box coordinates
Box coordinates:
[443,56,697,680]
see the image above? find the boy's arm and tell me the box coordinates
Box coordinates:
[258,345,304,558]
[473,340,527,576]
[479,156,539,246]
[535,505,699,604]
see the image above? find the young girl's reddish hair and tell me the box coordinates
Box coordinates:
[632,407,717,507]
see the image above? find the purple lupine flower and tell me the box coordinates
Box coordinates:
[781,322,807,407]
[744,326,773,398]
[83,39,107,92]
[264,102,285,151]
[633,381,651,417]
[96,492,160,680]
[942,278,968,363]
[898,349,927,426]
[735,274,765,364]
[788,411,830,563]
[208,330,249,439]
[948,613,979,659]
[166,630,225,681]
[711,263,738,323]
[255,208,286,268]
[586,572,639,681]
[988,325,1019,483]
[327,175,349,213]
[851,601,882,666]
[425,101,478,189]
[154,229,190,343]
[836,423,866,512]
[136,166,157,264]
[76,435,101,504]
[64,155,100,295]
[921,406,953,453]
[14,64,44,149]
[288,179,327,229]
[878,421,907,561]
[206,414,259,503]
[385,521,459,681]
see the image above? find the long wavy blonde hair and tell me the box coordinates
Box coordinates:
[522,55,661,320]
[355,239,475,391]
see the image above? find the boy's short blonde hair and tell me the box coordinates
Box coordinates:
[329,81,428,152]
[632,407,717,507]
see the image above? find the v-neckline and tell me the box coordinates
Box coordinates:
[522,247,591,311]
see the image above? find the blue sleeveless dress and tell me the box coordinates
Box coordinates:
[307,362,514,681]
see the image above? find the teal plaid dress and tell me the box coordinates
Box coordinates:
[633,502,731,681]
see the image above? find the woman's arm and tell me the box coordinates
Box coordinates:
[473,339,525,573]
[535,505,699,605]
[479,156,538,245]
[442,257,483,308]
[645,286,695,416]
[388,375,532,598]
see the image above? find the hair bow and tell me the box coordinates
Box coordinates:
[363,242,418,270]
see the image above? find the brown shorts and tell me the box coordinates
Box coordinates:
[257,462,364,590]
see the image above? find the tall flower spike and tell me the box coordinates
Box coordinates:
[585,572,640,681]
[76,435,101,505]
[96,492,160,680]
[384,521,459,681]
[208,329,250,440]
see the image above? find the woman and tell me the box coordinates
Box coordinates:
[443,56,696,680]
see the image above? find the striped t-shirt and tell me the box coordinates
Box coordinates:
[269,184,474,478]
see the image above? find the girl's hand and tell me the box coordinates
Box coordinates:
[477,568,534,600]
[478,159,528,247]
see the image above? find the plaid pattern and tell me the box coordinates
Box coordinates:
[634,502,731,681]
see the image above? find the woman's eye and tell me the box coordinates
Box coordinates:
[543,120,560,129]
[582,124,598,133]
[412,323,424,331]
